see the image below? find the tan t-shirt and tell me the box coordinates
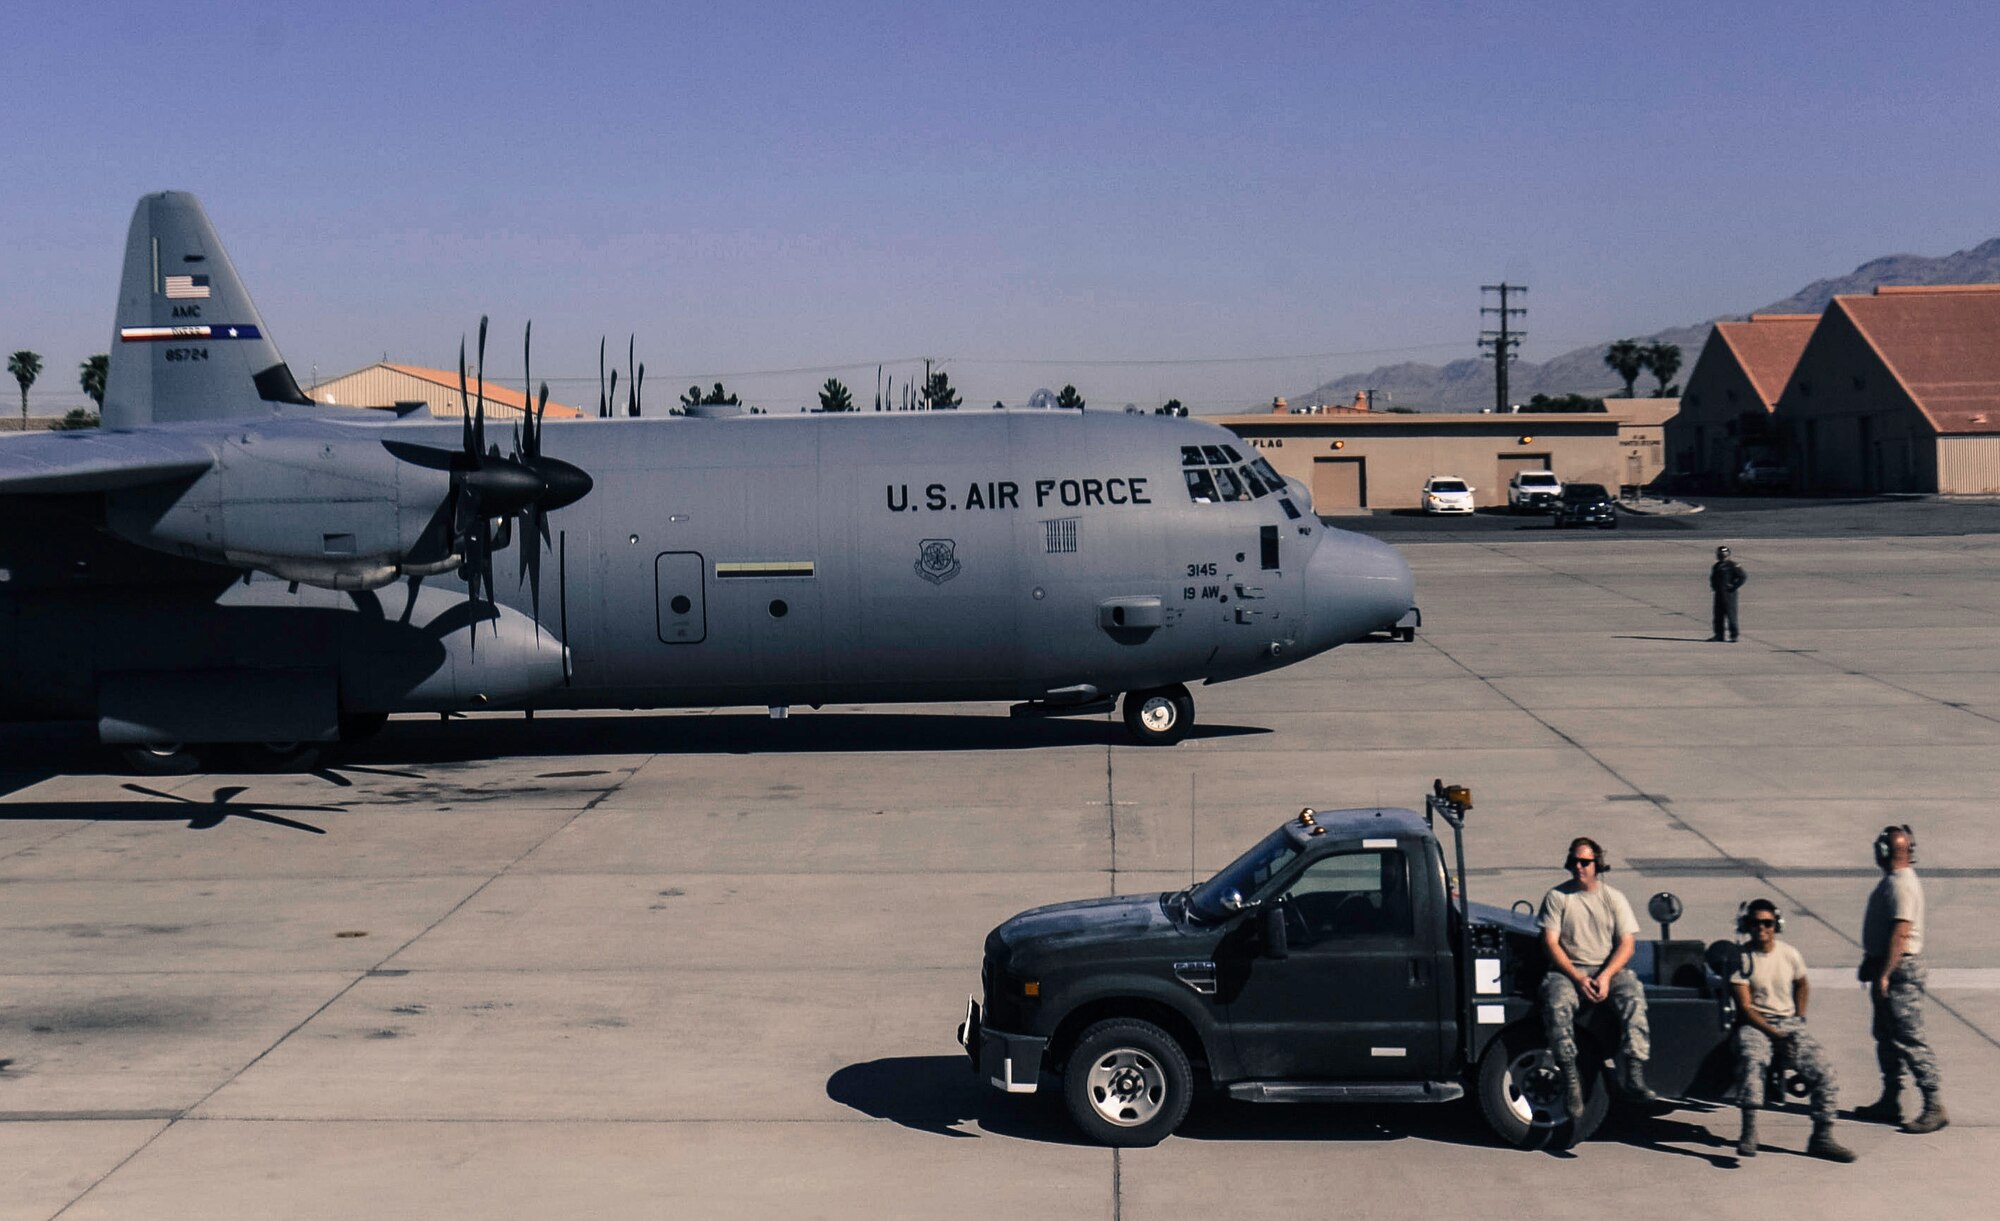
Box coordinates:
[1537,880,1638,973]
[1862,868,1924,958]
[1735,940,1807,1019]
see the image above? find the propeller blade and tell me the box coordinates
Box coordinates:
[522,320,535,459]
[459,336,472,456]
[599,336,607,419]
[474,315,488,459]
[634,362,645,418]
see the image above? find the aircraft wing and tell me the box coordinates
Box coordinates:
[0,429,215,495]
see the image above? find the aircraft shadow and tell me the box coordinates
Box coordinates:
[825,1055,1497,1148]
[0,783,337,833]
[340,712,1271,765]
[0,714,1272,781]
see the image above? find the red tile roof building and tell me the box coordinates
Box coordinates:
[1670,314,1817,484]
[1777,285,2000,493]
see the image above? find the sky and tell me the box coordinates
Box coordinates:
[6,0,2000,415]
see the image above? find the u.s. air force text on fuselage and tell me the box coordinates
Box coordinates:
[885,477,1153,513]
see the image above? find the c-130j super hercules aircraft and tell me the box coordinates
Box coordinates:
[0,193,1416,773]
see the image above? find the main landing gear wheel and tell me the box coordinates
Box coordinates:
[1063,1019,1194,1146]
[1122,684,1194,746]
[117,743,202,776]
[1476,1027,1610,1149]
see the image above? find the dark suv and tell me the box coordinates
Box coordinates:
[1552,483,1617,529]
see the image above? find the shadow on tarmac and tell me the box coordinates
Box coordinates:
[827,1056,1511,1149]
[0,714,1272,785]
[0,782,337,832]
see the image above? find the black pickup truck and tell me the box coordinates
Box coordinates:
[958,782,1736,1147]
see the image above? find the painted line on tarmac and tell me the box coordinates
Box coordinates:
[1927,968,2000,990]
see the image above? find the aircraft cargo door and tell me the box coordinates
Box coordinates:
[656,552,707,643]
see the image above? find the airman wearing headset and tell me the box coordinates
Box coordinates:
[1856,825,1946,1133]
[1537,836,1656,1119]
[1729,898,1855,1161]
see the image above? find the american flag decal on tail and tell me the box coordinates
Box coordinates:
[163,274,211,299]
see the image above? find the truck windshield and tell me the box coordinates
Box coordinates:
[1189,826,1301,921]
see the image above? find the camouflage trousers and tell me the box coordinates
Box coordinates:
[1871,958,1942,1098]
[1541,969,1650,1064]
[1735,1017,1837,1124]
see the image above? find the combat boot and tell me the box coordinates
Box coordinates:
[1852,1086,1901,1125]
[1619,1057,1659,1103]
[1558,1059,1585,1120]
[1902,1100,1949,1134]
[1736,1109,1759,1158]
[1807,1122,1857,1162]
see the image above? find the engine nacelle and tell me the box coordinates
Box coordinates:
[105,426,452,588]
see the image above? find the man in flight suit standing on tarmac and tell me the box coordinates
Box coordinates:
[1710,546,1747,642]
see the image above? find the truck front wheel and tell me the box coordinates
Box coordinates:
[1063,1019,1193,1146]
[1476,1027,1610,1149]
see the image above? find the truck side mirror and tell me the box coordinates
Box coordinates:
[1219,889,1247,913]
[1262,905,1289,959]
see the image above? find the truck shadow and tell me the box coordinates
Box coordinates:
[827,1056,1501,1149]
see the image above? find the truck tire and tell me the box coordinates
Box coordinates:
[1476,1026,1610,1149]
[1122,685,1194,746]
[1063,1019,1194,1146]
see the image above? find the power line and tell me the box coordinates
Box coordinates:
[1478,283,1526,413]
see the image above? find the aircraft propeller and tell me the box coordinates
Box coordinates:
[382,315,593,638]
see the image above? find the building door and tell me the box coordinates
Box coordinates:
[1496,454,1551,488]
[1312,457,1366,509]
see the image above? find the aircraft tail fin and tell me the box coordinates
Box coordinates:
[103,192,313,429]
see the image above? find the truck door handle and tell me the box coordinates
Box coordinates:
[1410,958,1427,986]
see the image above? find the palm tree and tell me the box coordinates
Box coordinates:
[8,350,42,430]
[79,353,109,407]
[1641,341,1682,397]
[1602,339,1643,399]
[1055,384,1085,410]
[818,378,854,412]
[922,370,961,410]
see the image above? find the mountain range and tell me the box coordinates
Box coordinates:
[1298,238,2000,412]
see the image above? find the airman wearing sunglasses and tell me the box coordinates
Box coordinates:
[1730,898,1855,1162]
[1537,837,1655,1118]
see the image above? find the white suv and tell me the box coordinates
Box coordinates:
[1421,476,1475,515]
[1507,469,1563,513]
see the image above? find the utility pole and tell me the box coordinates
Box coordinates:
[1479,283,1527,413]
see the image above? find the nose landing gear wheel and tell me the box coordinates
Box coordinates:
[1122,684,1194,745]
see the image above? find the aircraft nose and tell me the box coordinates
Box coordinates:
[1303,529,1415,651]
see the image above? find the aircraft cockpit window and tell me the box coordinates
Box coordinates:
[1182,446,1206,467]
[1211,466,1248,502]
[1185,468,1219,502]
[1222,444,1244,463]
[1238,465,1270,497]
[1252,458,1285,492]
[1200,445,1230,466]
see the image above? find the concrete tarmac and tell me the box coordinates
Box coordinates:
[3,523,1998,1219]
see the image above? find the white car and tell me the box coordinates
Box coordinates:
[1507,469,1563,513]
[1421,476,1475,515]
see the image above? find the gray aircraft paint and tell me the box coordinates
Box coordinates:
[0,193,1415,746]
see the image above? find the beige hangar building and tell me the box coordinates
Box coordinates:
[1216,403,1673,512]
[307,362,582,421]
